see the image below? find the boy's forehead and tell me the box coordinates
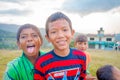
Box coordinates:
[77,41,87,43]
[76,38,88,42]
[48,19,70,29]
[76,35,88,42]
[113,66,120,79]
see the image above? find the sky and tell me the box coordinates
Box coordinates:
[0,0,120,34]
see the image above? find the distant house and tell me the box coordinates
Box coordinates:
[87,28,116,50]
[114,34,120,50]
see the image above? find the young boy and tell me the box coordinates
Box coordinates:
[3,24,45,80]
[96,64,120,80]
[74,34,96,80]
[34,12,86,80]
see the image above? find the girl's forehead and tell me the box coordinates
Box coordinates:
[22,28,35,31]
[20,28,37,34]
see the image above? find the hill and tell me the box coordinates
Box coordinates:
[0,23,19,33]
[0,23,50,49]
[0,29,17,49]
[0,23,79,49]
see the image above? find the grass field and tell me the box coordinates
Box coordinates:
[0,49,120,79]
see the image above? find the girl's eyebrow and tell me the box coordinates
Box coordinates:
[20,32,38,35]
[20,33,28,36]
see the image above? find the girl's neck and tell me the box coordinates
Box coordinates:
[27,54,39,65]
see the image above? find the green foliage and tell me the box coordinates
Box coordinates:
[0,29,17,49]
[70,40,75,47]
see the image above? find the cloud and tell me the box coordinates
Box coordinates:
[0,0,38,4]
[62,0,120,15]
[0,9,31,16]
[0,1,32,16]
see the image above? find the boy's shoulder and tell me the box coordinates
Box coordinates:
[36,50,54,63]
[71,48,86,56]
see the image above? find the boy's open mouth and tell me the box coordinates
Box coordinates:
[27,45,35,53]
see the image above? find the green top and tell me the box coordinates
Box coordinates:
[3,51,45,80]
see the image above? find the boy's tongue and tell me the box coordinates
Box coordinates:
[27,47,35,53]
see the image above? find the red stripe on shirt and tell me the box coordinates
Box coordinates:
[43,59,85,73]
[35,54,53,72]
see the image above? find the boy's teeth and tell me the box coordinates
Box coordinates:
[59,41,64,43]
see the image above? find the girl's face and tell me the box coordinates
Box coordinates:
[46,19,74,51]
[17,28,42,57]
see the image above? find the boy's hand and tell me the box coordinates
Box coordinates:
[86,74,97,80]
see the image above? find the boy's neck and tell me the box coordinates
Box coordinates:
[54,48,70,57]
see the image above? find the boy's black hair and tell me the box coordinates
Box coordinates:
[17,24,43,44]
[75,34,88,43]
[96,65,115,80]
[45,12,72,36]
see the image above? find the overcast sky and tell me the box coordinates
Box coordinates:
[0,0,120,34]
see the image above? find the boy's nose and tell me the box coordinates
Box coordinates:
[57,31,64,38]
[81,45,85,48]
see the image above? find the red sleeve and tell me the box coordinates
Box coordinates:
[80,52,86,80]
[34,58,44,80]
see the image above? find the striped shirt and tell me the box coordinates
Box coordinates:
[34,48,86,80]
[3,51,45,80]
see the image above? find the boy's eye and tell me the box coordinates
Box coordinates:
[63,29,68,32]
[78,42,82,45]
[33,34,38,37]
[51,31,56,34]
[84,42,87,45]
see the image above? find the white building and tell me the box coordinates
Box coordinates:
[87,28,115,50]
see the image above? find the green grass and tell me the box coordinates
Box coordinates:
[0,49,22,79]
[0,49,120,79]
[88,49,120,76]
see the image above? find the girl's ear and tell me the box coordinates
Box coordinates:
[17,41,21,49]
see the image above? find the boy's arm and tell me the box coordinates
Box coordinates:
[86,63,91,74]
[80,56,86,80]
[34,60,44,80]
[34,69,44,80]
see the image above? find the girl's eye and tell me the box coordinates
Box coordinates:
[21,36,26,39]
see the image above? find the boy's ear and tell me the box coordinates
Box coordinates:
[17,41,21,49]
[71,29,75,38]
[74,42,77,48]
[45,35,51,42]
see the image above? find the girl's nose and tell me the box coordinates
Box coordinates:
[27,36,33,42]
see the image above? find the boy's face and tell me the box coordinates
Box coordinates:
[46,19,74,51]
[113,66,120,80]
[75,42,88,51]
[17,28,42,57]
